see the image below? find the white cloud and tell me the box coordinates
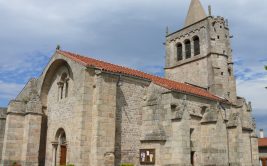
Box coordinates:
[0,81,24,100]
[0,0,266,115]
[237,76,267,115]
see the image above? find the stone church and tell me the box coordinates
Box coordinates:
[0,0,259,166]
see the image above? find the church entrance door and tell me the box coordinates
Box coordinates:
[53,128,67,166]
[262,158,267,166]
[60,145,67,165]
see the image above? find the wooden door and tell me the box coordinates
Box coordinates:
[263,158,267,166]
[60,145,67,165]
[260,158,267,166]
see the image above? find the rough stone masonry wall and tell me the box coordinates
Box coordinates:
[0,108,6,163]
[78,68,95,166]
[207,17,236,100]
[127,86,231,166]
[165,19,210,88]
[136,84,184,166]
[165,58,209,88]
[43,56,88,166]
[161,92,230,166]
[1,78,44,166]
[165,16,237,101]
[1,101,26,166]
[115,76,148,166]
[200,118,228,166]
[89,71,118,166]
[240,130,253,166]
[20,114,43,166]
[165,19,210,69]
[2,114,25,163]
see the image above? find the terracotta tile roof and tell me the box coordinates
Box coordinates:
[259,138,267,147]
[57,50,225,102]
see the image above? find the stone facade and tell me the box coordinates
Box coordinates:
[165,16,237,102]
[0,0,259,166]
[0,108,6,163]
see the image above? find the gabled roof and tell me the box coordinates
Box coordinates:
[259,138,267,147]
[185,0,207,27]
[57,50,225,102]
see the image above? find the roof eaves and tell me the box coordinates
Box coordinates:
[169,89,223,103]
[94,68,152,83]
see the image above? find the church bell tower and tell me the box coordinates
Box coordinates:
[165,0,237,102]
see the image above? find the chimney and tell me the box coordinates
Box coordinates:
[260,129,264,138]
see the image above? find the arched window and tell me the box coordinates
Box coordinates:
[193,36,200,56]
[184,39,191,59]
[176,43,183,61]
[58,72,69,100]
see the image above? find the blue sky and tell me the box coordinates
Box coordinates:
[0,0,266,134]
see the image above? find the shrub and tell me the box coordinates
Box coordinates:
[67,164,75,166]
[11,162,21,166]
[121,163,134,166]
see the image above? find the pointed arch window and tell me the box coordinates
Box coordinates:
[184,39,191,59]
[176,43,183,61]
[193,36,200,56]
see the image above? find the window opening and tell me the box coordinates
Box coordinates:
[185,40,191,59]
[60,86,63,99]
[193,36,200,56]
[65,81,69,98]
[177,43,183,61]
[58,72,69,100]
[228,68,232,76]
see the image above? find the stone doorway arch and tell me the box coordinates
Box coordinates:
[52,128,67,166]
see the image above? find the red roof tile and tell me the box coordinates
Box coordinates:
[57,50,225,102]
[259,138,267,147]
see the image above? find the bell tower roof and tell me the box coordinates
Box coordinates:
[184,0,207,27]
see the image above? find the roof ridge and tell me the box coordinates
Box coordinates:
[57,50,156,78]
[57,49,225,102]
